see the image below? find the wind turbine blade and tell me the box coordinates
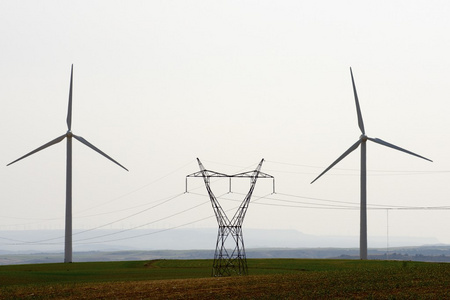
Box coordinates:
[311,139,362,184]
[73,134,129,171]
[67,64,73,131]
[367,137,432,162]
[7,134,67,166]
[350,67,365,135]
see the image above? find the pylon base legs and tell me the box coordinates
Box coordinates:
[212,225,248,276]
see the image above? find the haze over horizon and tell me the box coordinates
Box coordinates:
[1,1,449,253]
[0,228,442,254]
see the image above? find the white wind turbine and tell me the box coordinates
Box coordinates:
[311,67,432,260]
[7,65,128,263]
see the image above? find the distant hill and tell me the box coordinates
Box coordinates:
[0,228,441,253]
[2,246,450,265]
[1,228,447,265]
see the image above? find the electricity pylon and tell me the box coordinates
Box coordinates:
[186,158,274,276]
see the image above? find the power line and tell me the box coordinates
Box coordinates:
[0,160,197,228]
[265,160,450,175]
[247,193,450,211]
[7,191,224,246]
[3,159,446,230]
[73,198,211,243]
[274,192,435,209]
[73,192,272,246]
[3,175,235,245]
[7,193,185,245]
[73,213,216,245]
[3,188,449,247]
[75,160,195,214]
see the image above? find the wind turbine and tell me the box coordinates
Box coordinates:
[7,65,128,263]
[311,67,432,260]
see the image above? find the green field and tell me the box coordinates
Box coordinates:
[1,259,449,299]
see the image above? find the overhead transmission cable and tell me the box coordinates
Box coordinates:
[1,160,197,229]
[72,159,450,245]
[273,192,428,209]
[5,157,449,247]
[11,189,227,246]
[0,215,61,229]
[239,192,450,211]
[7,167,225,246]
[10,192,185,245]
[74,197,211,243]
[74,212,216,245]
[73,192,272,245]
[75,160,195,214]
[265,160,450,176]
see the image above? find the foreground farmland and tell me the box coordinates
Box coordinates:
[0,259,449,299]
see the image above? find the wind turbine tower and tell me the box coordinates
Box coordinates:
[311,68,432,260]
[7,65,128,263]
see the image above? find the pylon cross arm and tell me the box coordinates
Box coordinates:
[232,171,273,178]
[186,170,229,178]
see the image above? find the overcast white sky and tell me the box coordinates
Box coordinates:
[1,1,449,250]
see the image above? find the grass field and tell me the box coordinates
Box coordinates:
[0,259,449,299]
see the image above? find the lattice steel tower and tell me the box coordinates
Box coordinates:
[186,158,274,276]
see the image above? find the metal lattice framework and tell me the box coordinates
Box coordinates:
[186,158,274,276]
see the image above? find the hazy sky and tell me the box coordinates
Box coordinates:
[1,1,449,250]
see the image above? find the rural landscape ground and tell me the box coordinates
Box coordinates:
[1,259,449,299]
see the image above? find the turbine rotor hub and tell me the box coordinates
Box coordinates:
[360,134,368,141]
